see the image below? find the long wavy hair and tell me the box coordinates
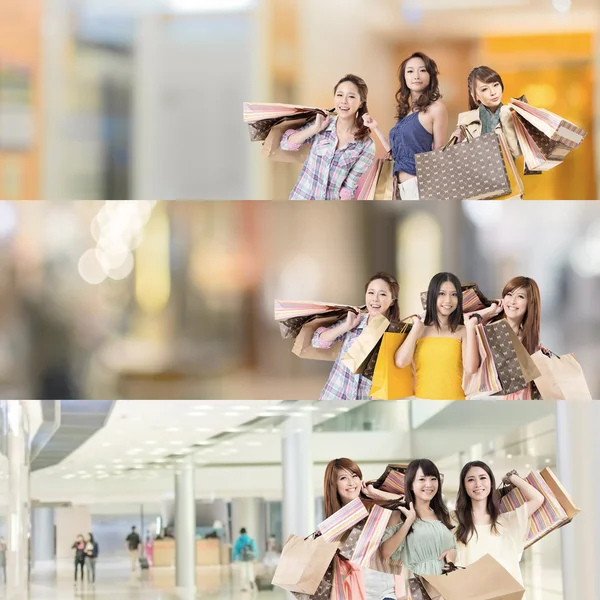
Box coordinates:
[490,276,541,354]
[334,74,371,142]
[467,66,504,111]
[323,458,363,518]
[395,52,442,120]
[454,461,502,544]
[402,459,452,533]
[365,272,400,322]
[424,272,463,333]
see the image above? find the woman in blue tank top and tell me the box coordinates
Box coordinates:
[364,52,448,200]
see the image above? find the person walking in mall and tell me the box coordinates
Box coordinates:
[84,532,99,583]
[71,534,86,585]
[125,526,141,571]
[233,528,259,592]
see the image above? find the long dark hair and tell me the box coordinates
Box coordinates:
[334,74,371,142]
[395,52,442,120]
[88,533,95,544]
[454,461,502,544]
[402,459,452,532]
[467,66,504,110]
[424,272,463,333]
[490,276,541,354]
[365,272,400,322]
[323,458,363,518]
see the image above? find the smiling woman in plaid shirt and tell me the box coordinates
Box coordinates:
[280,74,376,200]
[312,272,399,400]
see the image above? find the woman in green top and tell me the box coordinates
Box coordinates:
[380,459,456,580]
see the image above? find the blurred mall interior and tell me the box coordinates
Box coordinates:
[0,200,598,400]
[0,399,598,600]
[0,0,598,200]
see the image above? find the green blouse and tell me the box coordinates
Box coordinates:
[382,518,456,576]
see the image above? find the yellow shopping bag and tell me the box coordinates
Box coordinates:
[369,332,414,400]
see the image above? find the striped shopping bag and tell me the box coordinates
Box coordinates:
[499,468,579,548]
[508,98,587,149]
[464,324,502,397]
[274,300,359,322]
[317,498,368,542]
[370,464,408,495]
[351,504,393,567]
[511,112,566,171]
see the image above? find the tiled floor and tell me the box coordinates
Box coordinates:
[0,541,563,600]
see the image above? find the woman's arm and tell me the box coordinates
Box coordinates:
[462,319,481,375]
[394,317,423,368]
[507,472,545,516]
[431,102,449,150]
[363,114,391,153]
[380,505,415,560]
[280,115,329,150]
[313,311,361,347]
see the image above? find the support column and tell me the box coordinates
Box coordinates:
[556,402,600,600]
[281,413,314,541]
[31,507,55,565]
[174,453,196,596]
[3,400,31,600]
[231,498,266,559]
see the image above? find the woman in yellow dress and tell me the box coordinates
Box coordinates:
[394,272,480,400]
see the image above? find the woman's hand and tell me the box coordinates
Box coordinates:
[411,315,425,335]
[449,128,463,142]
[440,548,457,567]
[344,310,362,332]
[313,113,331,134]
[465,313,481,330]
[362,113,379,130]
[398,502,416,526]
[485,300,503,317]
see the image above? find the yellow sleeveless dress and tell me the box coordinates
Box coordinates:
[414,337,465,400]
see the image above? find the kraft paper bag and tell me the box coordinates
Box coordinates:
[341,313,390,374]
[262,115,314,163]
[504,324,540,382]
[422,554,525,600]
[292,314,346,361]
[271,534,339,594]
[531,350,592,400]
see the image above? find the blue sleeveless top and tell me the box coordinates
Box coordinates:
[389,112,433,176]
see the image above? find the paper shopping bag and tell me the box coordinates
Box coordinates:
[370,464,408,495]
[350,504,393,567]
[262,116,314,163]
[342,313,390,374]
[503,323,540,382]
[317,497,368,542]
[422,554,525,600]
[498,468,577,548]
[369,331,414,399]
[464,323,502,397]
[357,154,395,200]
[271,534,339,594]
[511,112,566,171]
[292,560,334,600]
[292,314,346,361]
[508,98,587,149]
[530,350,592,400]
[331,555,366,600]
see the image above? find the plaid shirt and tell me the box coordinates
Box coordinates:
[281,117,375,200]
[312,313,372,400]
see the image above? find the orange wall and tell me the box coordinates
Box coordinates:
[0,1,42,200]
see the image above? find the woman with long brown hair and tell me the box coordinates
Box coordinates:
[313,272,401,400]
[364,52,448,200]
[451,66,521,159]
[380,459,456,599]
[473,276,542,399]
[323,458,403,600]
[452,461,543,591]
[281,74,376,200]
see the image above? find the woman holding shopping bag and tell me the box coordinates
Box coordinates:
[312,272,400,400]
[452,461,544,592]
[472,276,542,399]
[394,272,480,400]
[323,458,404,600]
[380,459,456,599]
[450,66,521,160]
[280,74,376,200]
[364,52,448,200]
